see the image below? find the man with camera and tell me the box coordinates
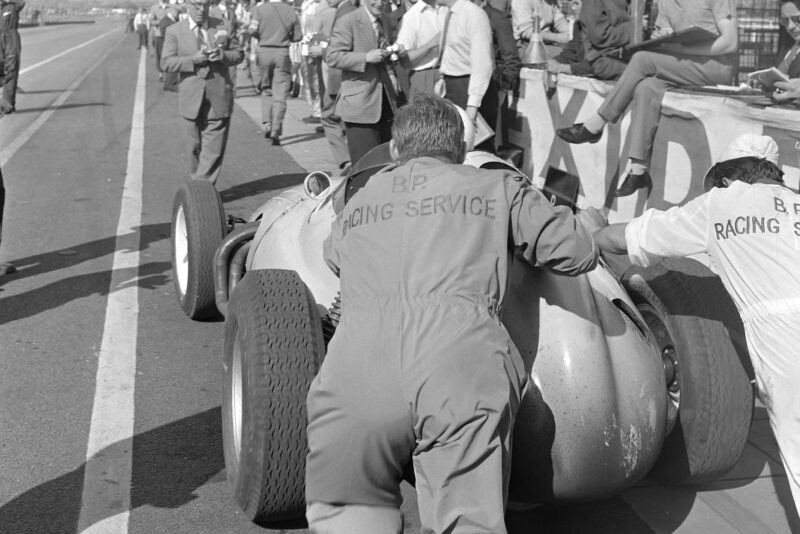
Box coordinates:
[161,0,244,185]
[326,0,401,164]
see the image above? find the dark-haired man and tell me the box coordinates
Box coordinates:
[594,134,799,515]
[305,94,603,533]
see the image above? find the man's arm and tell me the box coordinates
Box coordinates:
[220,21,245,66]
[596,196,711,267]
[466,8,494,116]
[161,25,206,73]
[489,7,521,90]
[509,0,533,41]
[507,176,599,276]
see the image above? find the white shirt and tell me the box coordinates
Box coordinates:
[134,12,150,28]
[439,0,493,108]
[510,0,567,41]
[395,0,444,70]
[626,181,800,326]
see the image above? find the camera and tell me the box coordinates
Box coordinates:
[384,43,401,64]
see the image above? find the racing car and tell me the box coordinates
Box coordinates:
[170,142,754,526]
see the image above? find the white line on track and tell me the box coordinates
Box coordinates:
[76,46,146,534]
[0,32,127,166]
[19,26,121,76]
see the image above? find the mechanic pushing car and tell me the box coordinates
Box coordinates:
[595,134,800,515]
[304,94,605,533]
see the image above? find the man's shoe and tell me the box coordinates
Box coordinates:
[556,123,603,144]
[271,135,280,146]
[615,170,652,198]
[0,262,16,276]
[315,125,324,134]
[264,130,271,139]
[302,116,321,124]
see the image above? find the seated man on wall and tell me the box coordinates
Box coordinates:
[548,0,631,80]
[556,0,738,198]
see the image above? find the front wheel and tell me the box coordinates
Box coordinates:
[171,180,226,319]
[222,269,325,524]
[622,258,754,484]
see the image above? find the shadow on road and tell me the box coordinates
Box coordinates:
[0,408,225,534]
[218,173,307,204]
[0,223,171,325]
[14,102,110,114]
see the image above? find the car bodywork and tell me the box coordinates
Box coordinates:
[237,150,673,502]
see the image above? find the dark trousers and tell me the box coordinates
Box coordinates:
[137,25,148,48]
[154,35,164,73]
[344,93,393,165]
[597,50,732,163]
[444,75,498,151]
[0,165,5,241]
[184,99,231,184]
[0,30,21,108]
[408,68,437,98]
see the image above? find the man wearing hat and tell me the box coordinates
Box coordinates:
[594,134,799,515]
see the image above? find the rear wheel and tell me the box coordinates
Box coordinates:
[171,180,226,320]
[222,269,325,524]
[622,258,753,484]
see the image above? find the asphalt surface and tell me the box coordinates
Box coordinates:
[0,19,798,534]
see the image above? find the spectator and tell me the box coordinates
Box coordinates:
[161,0,244,183]
[394,0,445,97]
[211,0,239,93]
[511,0,570,47]
[327,0,400,164]
[159,6,181,91]
[134,8,150,49]
[151,0,170,80]
[0,165,15,275]
[305,94,602,533]
[547,0,630,80]
[149,0,169,56]
[300,0,323,122]
[126,9,136,32]
[0,0,25,116]
[474,0,520,150]
[557,0,738,197]
[249,0,302,144]
[594,134,799,516]
[778,1,800,78]
[436,0,494,127]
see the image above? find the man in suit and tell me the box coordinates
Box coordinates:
[162,0,244,184]
[778,1,800,78]
[0,0,24,116]
[327,0,400,164]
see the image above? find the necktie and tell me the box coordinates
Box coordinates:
[196,27,210,78]
[436,8,451,69]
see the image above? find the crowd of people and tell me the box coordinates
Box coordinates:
[147,0,800,199]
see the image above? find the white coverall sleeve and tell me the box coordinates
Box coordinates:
[625,193,711,268]
[323,217,344,277]
[507,177,598,275]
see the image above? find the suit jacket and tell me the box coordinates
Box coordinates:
[485,4,520,91]
[580,0,632,65]
[324,0,358,96]
[327,7,394,124]
[778,44,800,78]
[161,16,244,120]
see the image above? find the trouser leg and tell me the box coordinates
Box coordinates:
[320,92,350,169]
[271,49,292,136]
[1,31,20,108]
[626,77,670,164]
[154,36,164,73]
[344,96,392,164]
[305,312,414,531]
[410,314,522,534]
[598,50,732,123]
[257,48,274,126]
[443,75,469,109]
[0,165,5,242]
[183,115,202,177]
[194,116,230,184]
[408,69,436,98]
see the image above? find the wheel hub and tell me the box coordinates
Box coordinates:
[174,205,189,295]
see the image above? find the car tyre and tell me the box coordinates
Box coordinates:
[171,180,226,320]
[622,257,753,484]
[222,269,325,524]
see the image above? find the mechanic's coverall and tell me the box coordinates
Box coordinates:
[306,157,599,533]
[0,0,23,111]
[625,180,800,512]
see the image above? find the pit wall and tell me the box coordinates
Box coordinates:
[508,68,800,224]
